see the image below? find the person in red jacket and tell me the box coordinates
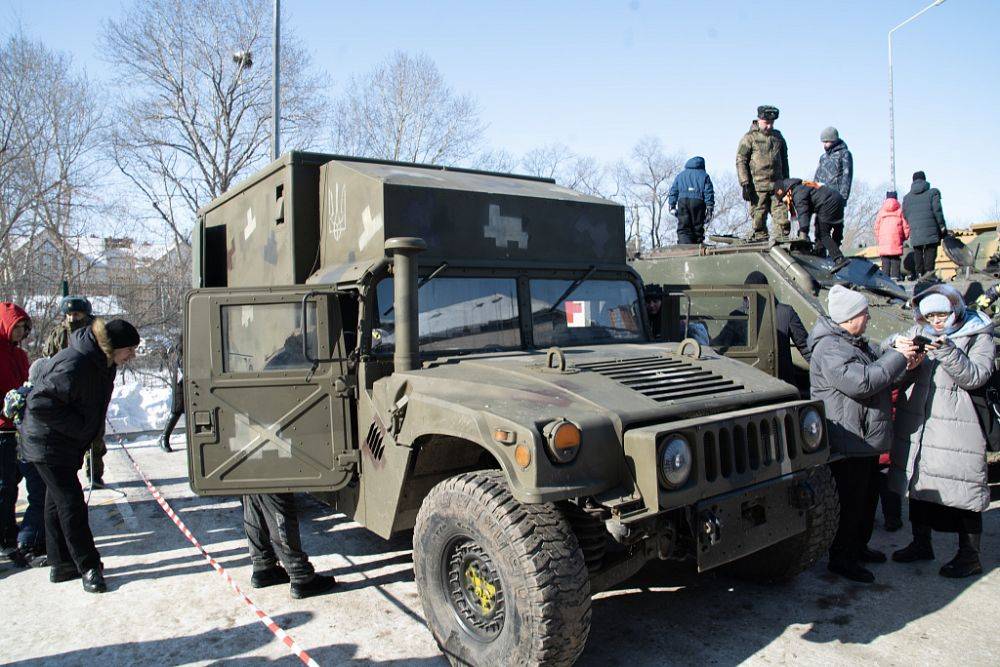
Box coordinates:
[0,303,32,562]
[874,192,911,280]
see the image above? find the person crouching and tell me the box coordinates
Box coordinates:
[889,285,994,578]
[19,318,139,593]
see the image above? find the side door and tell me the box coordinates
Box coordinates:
[184,286,356,495]
[661,285,778,377]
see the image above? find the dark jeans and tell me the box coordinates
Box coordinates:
[814,219,845,263]
[829,456,881,563]
[34,462,101,573]
[676,198,707,245]
[912,242,939,277]
[242,493,314,583]
[17,459,46,548]
[881,256,902,280]
[0,432,18,546]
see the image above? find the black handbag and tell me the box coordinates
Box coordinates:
[970,369,1000,453]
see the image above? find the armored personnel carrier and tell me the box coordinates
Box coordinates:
[633,237,914,388]
[184,153,836,666]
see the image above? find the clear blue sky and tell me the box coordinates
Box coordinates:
[7,0,1000,225]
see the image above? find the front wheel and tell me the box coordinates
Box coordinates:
[727,464,840,583]
[413,470,592,666]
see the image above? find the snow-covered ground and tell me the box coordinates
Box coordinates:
[105,372,182,435]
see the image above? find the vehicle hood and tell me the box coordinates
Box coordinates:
[387,343,800,440]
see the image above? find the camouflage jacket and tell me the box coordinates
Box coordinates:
[736,121,789,191]
[42,317,93,358]
[814,140,853,201]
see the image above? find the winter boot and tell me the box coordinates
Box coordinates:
[251,566,290,588]
[158,435,173,453]
[290,573,337,599]
[940,533,983,578]
[892,523,935,562]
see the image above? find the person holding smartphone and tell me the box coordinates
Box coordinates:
[888,284,994,578]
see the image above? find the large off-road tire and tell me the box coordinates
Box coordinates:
[413,471,592,666]
[727,464,840,583]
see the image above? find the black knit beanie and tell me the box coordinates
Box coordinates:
[887,191,898,199]
[913,171,926,182]
[105,319,140,349]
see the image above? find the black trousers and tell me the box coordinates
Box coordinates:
[676,198,707,245]
[814,219,845,263]
[877,468,901,522]
[34,462,101,573]
[829,456,881,563]
[160,410,182,441]
[912,242,939,276]
[881,256,902,280]
[242,493,314,583]
[0,432,18,546]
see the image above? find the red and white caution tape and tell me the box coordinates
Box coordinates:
[118,442,320,667]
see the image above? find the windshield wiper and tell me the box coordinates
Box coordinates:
[383,261,449,316]
[547,265,597,314]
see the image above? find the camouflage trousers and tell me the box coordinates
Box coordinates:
[748,189,789,237]
[83,438,107,484]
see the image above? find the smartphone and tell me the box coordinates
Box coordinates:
[911,334,932,351]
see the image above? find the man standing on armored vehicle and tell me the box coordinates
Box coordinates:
[814,127,853,204]
[737,105,790,242]
[43,296,105,487]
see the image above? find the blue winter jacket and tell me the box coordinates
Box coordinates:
[669,157,715,208]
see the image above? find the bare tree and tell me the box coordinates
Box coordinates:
[101,0,326,252]
[614,137,683,249]
[705,172,752,239]
[330,51,486,165]
[842,180,886,251]
[519,143,610,196]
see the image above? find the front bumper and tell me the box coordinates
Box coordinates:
[694,469,811,571]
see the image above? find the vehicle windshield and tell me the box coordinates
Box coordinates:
[531,279,644,346]
[793,254,905,297]
[375,277,521,353]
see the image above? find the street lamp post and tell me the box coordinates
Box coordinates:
[888,0,946,191]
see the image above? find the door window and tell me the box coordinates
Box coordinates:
[220,302,317,372]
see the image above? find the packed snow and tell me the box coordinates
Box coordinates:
[105,372,181,435]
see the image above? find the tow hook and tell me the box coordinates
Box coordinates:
[699,510,722,546]
[790,480,816,510]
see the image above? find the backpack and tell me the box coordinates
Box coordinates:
[970,369,1000,453]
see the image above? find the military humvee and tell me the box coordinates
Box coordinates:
[185,153,836,666]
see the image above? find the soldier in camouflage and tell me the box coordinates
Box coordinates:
[44,296,106,487]
[736,106,790,241]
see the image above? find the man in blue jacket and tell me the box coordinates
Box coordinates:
[668,156,715,245]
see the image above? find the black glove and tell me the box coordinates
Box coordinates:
[741,183,754,201]
[705,206,713,222]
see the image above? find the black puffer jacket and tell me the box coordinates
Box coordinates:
[902,179,947,246]
[814,140,853,201]
[776,178,845,228]
[20,321,117,468]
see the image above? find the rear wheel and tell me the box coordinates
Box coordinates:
[727,464,839,583]
[413,470,591,666]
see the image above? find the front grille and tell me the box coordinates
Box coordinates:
[702,414,797,482]
[365,421,385,461]
[577,355,743,403]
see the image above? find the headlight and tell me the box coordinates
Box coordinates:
[658,435,692,489]
[542,419,581,463]
[800,407,824,452]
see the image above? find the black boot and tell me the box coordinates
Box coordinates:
[158,435,173,453]
[892,523,935,562]
[940,533,983,578]
[251,566,290,588]
[290,573,337,599]
[82,567,107,593]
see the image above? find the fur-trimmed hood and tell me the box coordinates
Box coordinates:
[69,317,116,367]
[910,284,992,339]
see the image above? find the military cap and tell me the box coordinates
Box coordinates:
[757,105,779,121]
[60,295,92,316]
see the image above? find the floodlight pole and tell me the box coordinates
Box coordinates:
[272,0,281,160]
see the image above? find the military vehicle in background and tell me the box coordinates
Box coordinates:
[633,236,914,390]
[185,153,836,666]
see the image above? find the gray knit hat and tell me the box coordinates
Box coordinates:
[820,126,839,142]
[828,284,868,323]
